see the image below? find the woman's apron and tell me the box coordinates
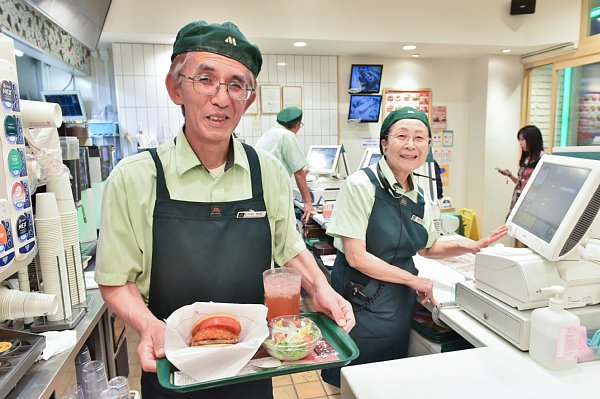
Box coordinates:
[322,167,429,387]
[141,143,273,398]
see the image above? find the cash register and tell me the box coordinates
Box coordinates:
[294,145,344,204]
[457,154,600,350]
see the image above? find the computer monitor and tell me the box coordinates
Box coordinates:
[506,154,600,262]
[41,90,87,122]
[358,148,382,169]
[306,145,341,175]
[349,64,383,94]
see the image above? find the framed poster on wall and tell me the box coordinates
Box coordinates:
[382,89,431,120]
[282,86,302,109]
[260,85,282,114]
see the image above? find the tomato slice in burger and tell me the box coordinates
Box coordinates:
[197,315,241,336]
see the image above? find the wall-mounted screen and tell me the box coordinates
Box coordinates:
[348,95,382,123]
[349,64,383,93]
[41,90,87,122]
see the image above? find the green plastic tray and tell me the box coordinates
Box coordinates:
[157,312,359,392]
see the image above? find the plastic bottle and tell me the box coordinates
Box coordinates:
[529,285,580,370]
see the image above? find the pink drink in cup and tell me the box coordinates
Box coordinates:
[263,268,301,321]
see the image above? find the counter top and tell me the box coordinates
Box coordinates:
[340,253,600,398]
[6,290,107,399]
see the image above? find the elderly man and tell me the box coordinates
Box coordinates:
[95,21,354,399]
[255,106,316,224]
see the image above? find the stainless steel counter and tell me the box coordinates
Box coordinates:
[6,290,107,399]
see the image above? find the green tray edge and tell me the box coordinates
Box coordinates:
[157,311,359,392]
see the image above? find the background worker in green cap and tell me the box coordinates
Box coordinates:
[95,20,354,399]
[255,106,317,224]
[321,107,507,387]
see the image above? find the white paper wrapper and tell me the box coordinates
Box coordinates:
[164,302,269,383]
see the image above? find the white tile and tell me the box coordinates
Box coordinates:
[321,109,330,134]
[155,76,169,107]
[132,44,145,76]
[136,108,149,134]
[120,43,134,75]
[303,56,311,83]
[146,107,159,138]
[329,83,338,110]
[330,109,338,137]
[134,76,147,107]
[311,56,321,82]
[304,110,313,134]
[114,75,124,108]
[276,55,286,83]
[312,110,322,135]
[145,77,158,107]
[168,106,182,135]
[294,56,303,82]
[304,84,313,109]
[320,83,329,108]
[312,83,321,109]
[117,107,127,133]
[329,56,337,82]
[112,43,122,76]
[124,107,138,136]
[122,76,136,107]
[157,108,170,138]
[286,55,295,83]
[320,56,329,83]
[143,44,156,76]
[154,45,170,78]
[266,55,277,84]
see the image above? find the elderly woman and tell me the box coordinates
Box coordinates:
[321,107,507,387]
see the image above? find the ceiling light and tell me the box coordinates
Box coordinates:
[402,45,417,51]
[411,54,420,58]
[293,41,307,47]
[501,49,512,53]
[277,62,287,66]
[13,49,24,57]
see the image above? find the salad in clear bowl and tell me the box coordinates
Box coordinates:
[262,315,322,361]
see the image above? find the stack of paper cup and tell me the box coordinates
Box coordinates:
[0,284,58,320]
[47,177,86,305]
[34,192,72,321]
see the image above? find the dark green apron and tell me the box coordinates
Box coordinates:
[141,143,273,398]
[322,167,429,387]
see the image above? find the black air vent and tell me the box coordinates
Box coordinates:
[560,183,600,256]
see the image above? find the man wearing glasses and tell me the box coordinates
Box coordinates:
[321,107,507,387]
[95,21,354,399]
[255,106,317,224]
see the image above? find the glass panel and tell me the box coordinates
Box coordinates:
[527,64,553,152]
[588,0,600,37]
[554,62,600,147]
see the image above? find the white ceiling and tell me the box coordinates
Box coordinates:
[100,0,582,59]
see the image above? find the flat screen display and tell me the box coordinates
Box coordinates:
[349,65,383,93]
[511,163,590,243]
[306,145,341,175]
[348,95,382,123]
[41,90,87,122]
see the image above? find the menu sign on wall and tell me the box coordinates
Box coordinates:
[383,89,431,120]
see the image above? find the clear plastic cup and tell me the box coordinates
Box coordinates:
[98,387,120,399]
[108,376,129,399]
[262,268,301,321]
[81,360,108,396]
[75,346,91,387]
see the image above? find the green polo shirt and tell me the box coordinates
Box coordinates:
[254,122,307,176]
[94,128,306,302]
[326,159,438,253]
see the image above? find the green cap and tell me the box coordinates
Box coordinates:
[277,107,303,125]
[171,21,263,77]
[380,107,431,139]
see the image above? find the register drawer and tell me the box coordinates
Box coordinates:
[457,282,530,350]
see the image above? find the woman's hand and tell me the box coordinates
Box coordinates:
[466,224,509,254]
[137,318,166,372]
[496,168,512,177]
[310,285,356,333]
[408,276,439,307]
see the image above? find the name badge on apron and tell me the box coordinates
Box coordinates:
[411,214,424,225]
[237,210,267,219]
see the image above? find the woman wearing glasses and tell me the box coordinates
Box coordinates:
[321,107,507,387]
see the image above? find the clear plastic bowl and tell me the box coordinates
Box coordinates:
[263,315,322,361]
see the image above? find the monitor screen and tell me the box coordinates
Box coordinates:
[349,64,383,94]
[358,148,382,169]
[41,90,87,122]
[506,154,600,261]
[306,145,341,175]
[348,95,382,123]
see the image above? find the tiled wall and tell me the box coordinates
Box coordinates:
[527,64,552,151]
[111,43,339,153]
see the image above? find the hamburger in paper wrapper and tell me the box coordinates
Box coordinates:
[164,302,269,383]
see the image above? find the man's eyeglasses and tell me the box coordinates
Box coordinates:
[386,133,431,145]
[178,73,255,101]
